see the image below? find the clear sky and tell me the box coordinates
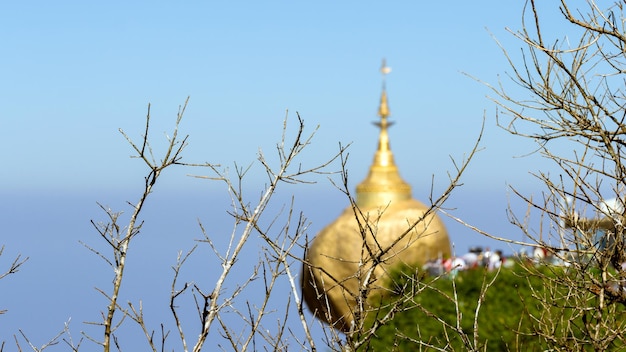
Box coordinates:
[0,1,571,350]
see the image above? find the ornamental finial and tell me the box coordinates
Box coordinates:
[378,59,391,119]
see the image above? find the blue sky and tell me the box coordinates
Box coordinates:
[1,1,546,192]
[0,1,571,350]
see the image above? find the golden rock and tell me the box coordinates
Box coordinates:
[301,63,452,331]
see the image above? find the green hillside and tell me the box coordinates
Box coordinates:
[361,262,626,351]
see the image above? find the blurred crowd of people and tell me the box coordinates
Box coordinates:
[422,247,512,277]
[421,244,580,278]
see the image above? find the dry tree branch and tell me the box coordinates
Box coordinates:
[179,112,344,351]
[14,322,70,352]
[0,246,28,282]
[84,97,195,351]
[170,246,196,352]
[126,301,158,352]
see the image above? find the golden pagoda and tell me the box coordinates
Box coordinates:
[301,61,452,332]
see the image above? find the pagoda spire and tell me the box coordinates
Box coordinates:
[355,59,412,208]
[300,61,452,332]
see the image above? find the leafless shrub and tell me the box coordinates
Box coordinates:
[3,89,488,350]
[480,0,626,349]
[72,101,356,351]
